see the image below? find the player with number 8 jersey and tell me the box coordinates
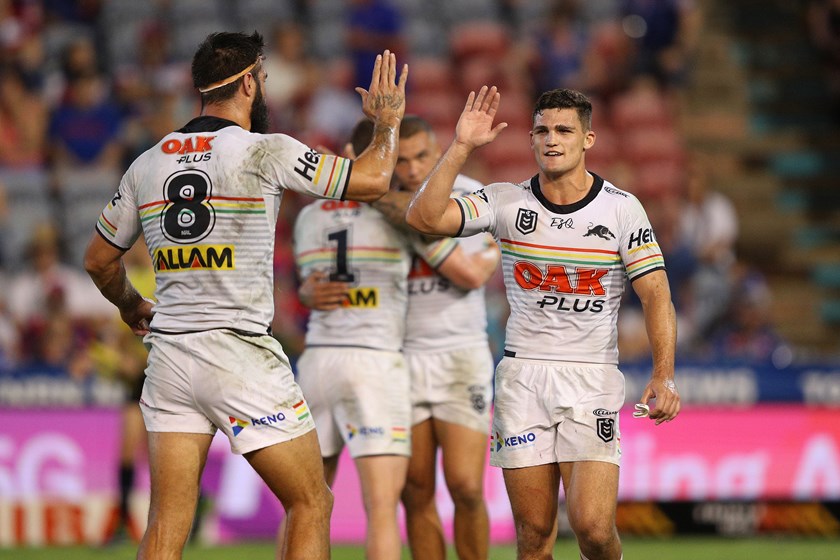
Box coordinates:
[84,31,408,560]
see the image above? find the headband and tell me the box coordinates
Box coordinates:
[198,58,259,93]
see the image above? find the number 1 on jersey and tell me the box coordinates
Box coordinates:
[328,228,356,282]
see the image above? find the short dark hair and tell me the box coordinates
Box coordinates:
[399,115,434,140]
[192,31,265,105]
[349,118,375,156]
[533,89,592,130]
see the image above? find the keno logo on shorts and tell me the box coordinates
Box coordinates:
[596,417,615,442]
[515,208,538,235]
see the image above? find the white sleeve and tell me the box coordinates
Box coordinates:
[96,165,141,250]
[452,185,496,237]
[261,134,352,200]
[619,195,666,281]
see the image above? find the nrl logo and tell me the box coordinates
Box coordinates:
[515,208,538,235]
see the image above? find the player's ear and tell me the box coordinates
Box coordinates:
[583,129,596,151]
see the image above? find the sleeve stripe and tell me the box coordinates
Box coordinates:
[455,199,466,237]
[95,225,130,251]
[322,158,339,196]
[430,241,458,269]
[339,160,352,201]
[629,265,666,282]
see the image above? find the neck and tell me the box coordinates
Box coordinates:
[201,102,251,131]
[538,165,592,206]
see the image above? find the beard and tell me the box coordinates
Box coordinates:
[249,79,270,134]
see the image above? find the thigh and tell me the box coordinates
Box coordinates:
[146,432,213,527]
[558,461,619,528]
[406,419,438,487]
[502,463,561,531]
[435,418,488,488]
[246,430,330,507]
[356,454,410,506]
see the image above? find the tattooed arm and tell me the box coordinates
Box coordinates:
[345,50,408,202]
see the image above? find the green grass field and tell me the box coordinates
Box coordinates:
[6,538,840,560]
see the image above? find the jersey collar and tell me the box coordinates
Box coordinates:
[176,116,240,133]
[530,172,604,215]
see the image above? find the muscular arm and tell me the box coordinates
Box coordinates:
[345,50,408,202]
[632,269,680,424]
[407,86,507,236]
[370,189,415,232]
[406,143,470,236]
[84,234,153,335]
[436,238,500,290]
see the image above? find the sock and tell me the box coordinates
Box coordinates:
[118,464,135,523]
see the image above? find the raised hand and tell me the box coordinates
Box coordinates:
[454,85,508,150]
[356,50,408,127]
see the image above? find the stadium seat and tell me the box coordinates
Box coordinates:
[54,169,121,267]
[0,170,53,268]
[235,0,297,34]
[449,21,510,63]
[406,57,455,94]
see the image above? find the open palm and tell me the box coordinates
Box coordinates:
[455,85,508,150]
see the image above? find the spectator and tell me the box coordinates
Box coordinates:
[678,152,738,339]
[710,268,791,366]
[807,0,840,119]
[620,0,701,88]
[47,71,124,170]
[0,64,47,167]
[6,222,112,328]
[346,0,405,89]
[524,0,598,94]
[262,21,318,135]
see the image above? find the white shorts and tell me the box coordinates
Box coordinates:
[296,346,411,459]
[405,345,494,435]
[490,357,624,469]
[140,330,315,455]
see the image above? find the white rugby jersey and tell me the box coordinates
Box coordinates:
[404,175,490,352]
[96,116,352,334]
[294,199,413,352]
[454,173,665,365]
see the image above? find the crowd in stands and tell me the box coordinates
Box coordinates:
[0,0,793,388]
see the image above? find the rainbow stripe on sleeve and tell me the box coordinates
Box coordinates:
[421,238,457,268]
[314,156,351,199]
[454,195,483,220]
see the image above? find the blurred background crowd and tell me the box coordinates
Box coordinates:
[0,0,838,392]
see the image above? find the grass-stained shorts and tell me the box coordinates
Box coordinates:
[490,357,624,468]
[296,346,411,459]
[405,344,494,435]
[140,329,315,455]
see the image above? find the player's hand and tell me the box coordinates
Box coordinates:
[356,50,408,127]
[299,271,349,311]
[454,85,508,150]
[640,377,681,425]
[120,297,155,336]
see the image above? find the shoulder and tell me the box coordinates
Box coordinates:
[598,178,645,211]
[453,174,484,196]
